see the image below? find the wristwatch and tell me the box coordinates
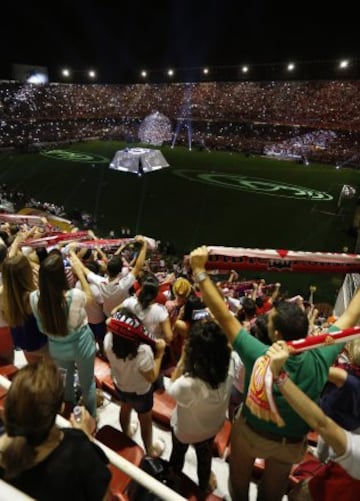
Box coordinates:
[194,271,208,283]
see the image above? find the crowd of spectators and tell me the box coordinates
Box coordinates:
[1,79,360,166]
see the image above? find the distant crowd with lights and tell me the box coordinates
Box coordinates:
[0,79,359,166]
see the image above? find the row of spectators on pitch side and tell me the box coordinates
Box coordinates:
[0,184,65,217]
[1,80,360,127]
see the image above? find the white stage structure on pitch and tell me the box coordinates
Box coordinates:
[109,148,169,175]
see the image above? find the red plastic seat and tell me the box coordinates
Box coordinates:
[96,425,145,499]
[213,419,232,458]
[94,356,111,388]
[0,364,18,380]
[151,389,175,428]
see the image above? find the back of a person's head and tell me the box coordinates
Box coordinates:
[172,277,192,300]
[183,294,206,323]
[3,358,64,479]
[250,314,271,345]
[107,255,123,278]
[138,273,159,310]
[2,254,35,326]
[185,321,231,388]
[39,252,68,292]
[38,253,68,336]
[35,246,49,264]
[242,297,257,317]
[272,301,309,341]
[86,260,100,275]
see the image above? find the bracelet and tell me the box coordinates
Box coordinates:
[194,271,208,284]
[273,370,289,387]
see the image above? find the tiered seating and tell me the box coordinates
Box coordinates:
[126,457,223,501]
[96,425,145,500]
[94,356,112,388]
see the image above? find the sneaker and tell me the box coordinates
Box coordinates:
[128,421,139,437]
[149,438,166,458]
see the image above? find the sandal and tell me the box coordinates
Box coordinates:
[149,438,166,458]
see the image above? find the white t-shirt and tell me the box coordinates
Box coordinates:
[121,296,168,339]
[87,271,136,316]
[75,280,105,324]
[104,332,154,395]
[231,350,245,393]
[167,361,235,443]
[332,430,360,479]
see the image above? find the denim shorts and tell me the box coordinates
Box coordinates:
[115,386,153,413]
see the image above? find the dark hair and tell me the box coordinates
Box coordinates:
[2,359,64,479]
[184,321,231,389]
[250,314,271,345]
[138,273,159,310]
[272,301,309,341]
[81,248,93,261]
[182,294,206,323]
[242,298,257,317]
[86,260,100,274]
[35,246,49,264]
[38,253,69,336]
[107,255,123,278]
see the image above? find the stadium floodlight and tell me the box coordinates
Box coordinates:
[242,65,249,73]
[167,69,174,77]
[203,67,209,75]
[141,70,147,78]
[339,60,349,69]
[88,70,96,79]
[62,68,71,78]
[287,62,295,71]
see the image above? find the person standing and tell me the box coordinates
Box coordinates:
[189,245,360,501]
[30,250,97,418]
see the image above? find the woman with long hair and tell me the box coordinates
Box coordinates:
[1,254,48,363]
[30,249,97,418]
[167,320,234,495]
[0,358,111,501]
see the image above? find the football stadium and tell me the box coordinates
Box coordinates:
[1,19,360,499]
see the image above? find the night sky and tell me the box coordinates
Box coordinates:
[1,1,358,83]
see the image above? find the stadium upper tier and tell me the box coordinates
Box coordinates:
[1,80,360,166]
[1,80,359,128]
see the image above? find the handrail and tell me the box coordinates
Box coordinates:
[0,375,186,501]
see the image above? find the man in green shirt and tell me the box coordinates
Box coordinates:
[190,246,360,501]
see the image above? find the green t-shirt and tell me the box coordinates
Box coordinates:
[233,325,344,438]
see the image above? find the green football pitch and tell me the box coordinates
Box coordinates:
[1,140,360,303]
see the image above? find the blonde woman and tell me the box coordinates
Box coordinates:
[1,254,48,363]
